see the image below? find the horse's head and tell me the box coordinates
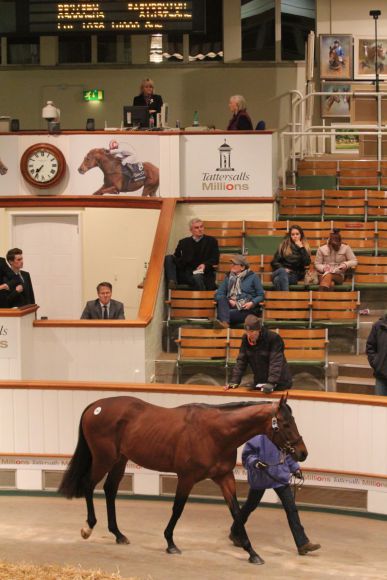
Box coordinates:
[78,148,106,174]
[0,159,8,175]
[268,394,308,462]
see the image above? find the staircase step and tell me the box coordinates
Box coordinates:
[335,364,373,379]
[336,376,375,386]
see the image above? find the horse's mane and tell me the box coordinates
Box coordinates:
[186,401,269,411]
[185,400,293,415]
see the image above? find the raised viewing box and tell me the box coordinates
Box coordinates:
[0,130,277,198]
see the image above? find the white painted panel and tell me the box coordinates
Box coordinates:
[0,389,15,451]
[42,390,59,453]
[27,389,44,453]
[369,406,387,475]
[11,213,82,319]
[12,389,30,452]
[58,390,74,454]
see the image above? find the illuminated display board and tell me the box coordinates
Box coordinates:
[0,1,206,35]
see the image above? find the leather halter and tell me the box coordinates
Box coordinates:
[271,402,303,455]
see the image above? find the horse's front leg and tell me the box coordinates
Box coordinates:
[213,472,264,565]
[104,457,129,544]
[164,476,193,554]
[93,185,119,195]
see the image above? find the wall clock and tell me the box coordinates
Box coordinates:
[20,143,66,188]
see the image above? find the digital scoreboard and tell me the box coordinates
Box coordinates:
[0,1,206,35]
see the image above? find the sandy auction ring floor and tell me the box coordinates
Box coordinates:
[0,496,385,580]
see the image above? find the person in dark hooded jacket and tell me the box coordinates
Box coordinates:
[224,314,292,392]
[366,314,387,396]
[214,255,264,328]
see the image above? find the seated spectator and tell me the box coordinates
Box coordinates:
[214,255,264,328]
[314,229,357,291]
[164,218,219,291]
[224,314,292,392]
[366,313,387,396]
[1,248,35,307]
[229,434,321,556]
[227,95,253,131]
[81,282,125,319]
[271,225,311,291]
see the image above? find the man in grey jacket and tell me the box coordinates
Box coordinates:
[81,281,125,320]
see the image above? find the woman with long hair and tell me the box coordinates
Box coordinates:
[315,228,357,291]
[271,225,311,291]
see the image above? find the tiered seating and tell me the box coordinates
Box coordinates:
[354,256,387,288]
[337,161,379,189]
[278,190,322,220]
[262,291,312,327]
[176,327,329,389]
[166,290,215,348]
[323,190,366,221]
[276,328,329,390]
[377,222,387,254]
[296,160,337,189]
[244,220,286,254]
[368,191,387,221]
[202,220,243,253]
[332,221,375,255]
[311,291,360,353]
[176,327,228,383]
[296,221,332,252]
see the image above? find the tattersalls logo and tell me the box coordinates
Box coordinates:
[201,140,250,192]
[0,324,8,348]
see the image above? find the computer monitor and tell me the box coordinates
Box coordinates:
[123,106,150,128]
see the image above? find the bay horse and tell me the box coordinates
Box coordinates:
[58,394,307,565]
[0,157,8,175]
[78,148,159,197]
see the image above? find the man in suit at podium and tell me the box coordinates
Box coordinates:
[81,281,125,320]
[0,248,35,307]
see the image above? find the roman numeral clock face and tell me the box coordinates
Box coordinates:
[20,143,66,189]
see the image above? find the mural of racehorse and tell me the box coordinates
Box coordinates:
[0,157,8,175]
[78,148,159,196]
[328,46,344,70]
[58,394,307,565]
[361,43,386,73]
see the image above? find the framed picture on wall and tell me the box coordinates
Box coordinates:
[331,123,368,154]
[319,35,353,80]
[354,37,387,79]
[321,82,351,118]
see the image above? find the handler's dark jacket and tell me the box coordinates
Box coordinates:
[366,314,387,381]
[230,326,292,389]
[271,243,310,279]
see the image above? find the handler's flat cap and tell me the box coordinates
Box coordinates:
[244,315,262,331]
[230,254,249,267]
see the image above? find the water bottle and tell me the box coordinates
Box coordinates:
[193,110,199,127]
[149,115,155,130]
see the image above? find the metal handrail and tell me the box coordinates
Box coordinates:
[281,89,387,188]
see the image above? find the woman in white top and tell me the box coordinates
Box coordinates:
[314,229,357,290]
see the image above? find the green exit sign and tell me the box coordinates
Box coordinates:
[83,89,104,102]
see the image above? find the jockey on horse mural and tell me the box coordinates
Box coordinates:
[108,139,146,183]
[78,141,159,196]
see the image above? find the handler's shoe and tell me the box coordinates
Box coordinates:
[298,541,321,555]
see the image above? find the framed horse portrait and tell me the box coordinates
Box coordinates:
[319,34,353,80]
[321,82,351,118]
[354,37,387,79]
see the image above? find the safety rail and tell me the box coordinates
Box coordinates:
[283,89,387,189]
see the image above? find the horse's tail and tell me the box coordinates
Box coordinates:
[58,406,93,498]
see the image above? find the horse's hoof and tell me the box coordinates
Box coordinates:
[81,526,92,539]
[116,535,130,545]
[92,193,103,196]
[166,546,182,555]
[249,554,265,565]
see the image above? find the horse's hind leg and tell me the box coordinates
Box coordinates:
[81,483,97,539]
[164,477,193,554]
[104,457,129,544]
[214,472,264,565]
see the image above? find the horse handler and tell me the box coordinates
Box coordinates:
[229,434,321,556]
